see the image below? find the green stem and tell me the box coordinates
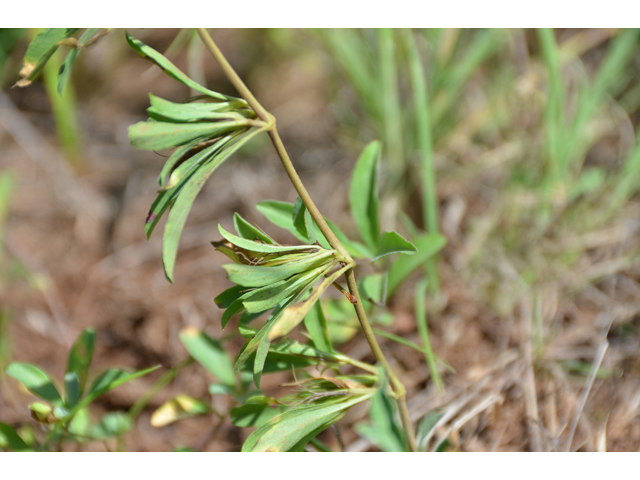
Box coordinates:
[196,28,416,452]
[196,28,350,264]
[127,357,194,422]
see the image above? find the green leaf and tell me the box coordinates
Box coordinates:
[6,362,64,407]
[82,365,160,409]
[257,200,371,258]
[304,300,332,353]
[324,218,372,259]
[241,264,327,314]
[355,376,408,452]
[292,197,317,243]
[179,327,235,388]
[66,327,95,396]
[230,397,287,428]
[162,129,263,282]
[147,94,248,123]
[239,350,318,374]
[15,28,78,88]
[68,407,90,438]
[57,28,99,94]
[128,120,246,151]
[145,139,228,240]
[359,273,388,305]
[64,372,80,408]
[233,212,275,244]
[242,394,372,452]
[214,285,248,309]
[349,140,381,250]
[222,250,333,288]
[268,263,348,341]
[416,410,444,451]
[256,200,309,242]
[125,32,244,104]
[0,422,29,451]
[150,395,211,427]
[89,412,132,440]
[157,137,202,187]
[387,233,447,296]
[372,231,417,261]
[218,224,319,255]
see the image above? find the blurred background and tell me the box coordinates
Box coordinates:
[1,28,640,451]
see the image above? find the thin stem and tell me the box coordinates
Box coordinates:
[197,28,416,452]
[196,28,350,263]
[127,357,195,422]
[345,270,417,451]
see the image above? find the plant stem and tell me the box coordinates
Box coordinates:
[196,28,350,263]
[196,28,416,452]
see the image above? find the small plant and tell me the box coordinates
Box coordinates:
[4,28,447,452]
[1,328,158,451]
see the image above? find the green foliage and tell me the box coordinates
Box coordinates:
[179,327,235,388]
[355,374,408,452]
[2,329,158,451]
[14,28,77,87]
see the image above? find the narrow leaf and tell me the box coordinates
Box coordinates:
[65,327,95,396]
[125,32,244,103]
[179,327,235,387]
[15,28,78,88]
[128,120,245,151]
[303,300,332,353]
[162,129,263,282]
[349,140,381,250]
[6,363,64,408]
[242,394,372,452]
[64,372,81,408]
[57,28,99,94]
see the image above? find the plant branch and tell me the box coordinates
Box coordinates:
[197,27,416,452]
[196,28,350,263]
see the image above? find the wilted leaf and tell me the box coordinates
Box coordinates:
[268,263,348,341]
[15,28,78,88]
[349,141,381,250]
[6,362,64,408]
[150,394,211,427]
[179,327,235,388]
